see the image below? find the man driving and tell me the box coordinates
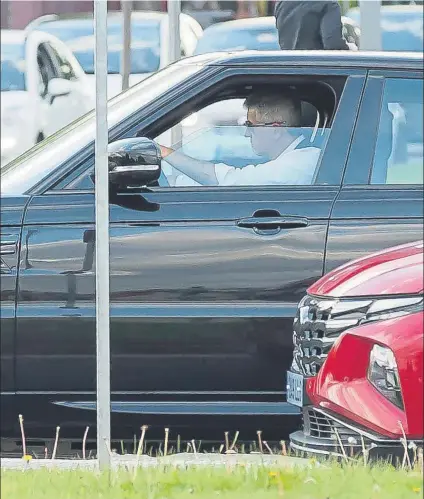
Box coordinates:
[158,92,321,186]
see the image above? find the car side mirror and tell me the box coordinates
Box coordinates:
[108,138,162,191]
[48,78,72,103]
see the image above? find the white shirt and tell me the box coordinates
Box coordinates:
[173,135,321,187]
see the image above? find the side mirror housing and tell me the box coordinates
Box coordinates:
[48,78,72,102]
[108,138,162,190]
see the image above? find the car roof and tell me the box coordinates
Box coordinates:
[1,29,26,45]
[205,16,276,31]
[186,49,423,70]
[201,15,358,34]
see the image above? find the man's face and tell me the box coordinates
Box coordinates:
[244,107,286,157]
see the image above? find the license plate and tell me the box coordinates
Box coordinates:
[286,371,304,407]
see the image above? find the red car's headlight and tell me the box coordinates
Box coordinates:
[367,344,404,410]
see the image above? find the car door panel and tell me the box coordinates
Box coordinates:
[1,226,21,393]
[17,189,332,396]
[15,68,365,421]
[327,71,424,273]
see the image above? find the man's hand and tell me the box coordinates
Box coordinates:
[159,144,174,158]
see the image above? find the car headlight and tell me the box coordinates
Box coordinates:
[362,296,423,324]
[368,344,403,410]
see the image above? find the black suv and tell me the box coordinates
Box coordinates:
[1,51,423,442]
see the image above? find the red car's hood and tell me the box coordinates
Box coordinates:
[309,240,424,298]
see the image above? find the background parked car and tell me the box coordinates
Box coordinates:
[194,15,360,55]
[27,12,203,98]
[287,240,423,461]
[346,4,423,51]
[1,29,93,167]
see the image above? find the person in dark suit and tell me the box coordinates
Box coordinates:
[274,0,350,50]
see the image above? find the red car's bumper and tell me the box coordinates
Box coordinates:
[289,311,423,459]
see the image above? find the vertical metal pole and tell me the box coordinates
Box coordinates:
[121,0,132,92]
[168,0,182,146]
[168,0,181,63]
[94,0,111,471]
[359,0,382,50]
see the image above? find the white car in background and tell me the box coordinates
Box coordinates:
[29,11,203,98]
[1,29,93,167]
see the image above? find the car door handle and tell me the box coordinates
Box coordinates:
[0,239,17,255]
[1,237,17,274]
[236,216,309,234]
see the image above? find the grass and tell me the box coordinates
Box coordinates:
[1,462,423,499]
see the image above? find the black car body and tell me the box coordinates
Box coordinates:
[1,51,423,443]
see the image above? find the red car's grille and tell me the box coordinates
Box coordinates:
[292,295,372,376]
[304,408,358,440]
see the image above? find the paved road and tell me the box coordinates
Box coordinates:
[1,452,310,471]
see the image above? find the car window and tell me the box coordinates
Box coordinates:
[370,78,423,185]
[61,77,347,191]
[152,94,332,188]
[194,26,279,54]
[37,19,161,74]
[48,41,77,81]
[37,43,56,97]
[1,42,26,92]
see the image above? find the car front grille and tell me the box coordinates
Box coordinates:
[303,408,359,440]
[292,295,372,376]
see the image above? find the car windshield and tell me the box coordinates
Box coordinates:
[347,8,423,51]
[37,19,161,74]
[194,26,279,54]
[1,42,26,91]
[1,63,201,195]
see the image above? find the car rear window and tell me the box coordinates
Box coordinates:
[194,26,279,54]
[37,19,161,74]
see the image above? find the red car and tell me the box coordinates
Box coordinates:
[287,241,423,459]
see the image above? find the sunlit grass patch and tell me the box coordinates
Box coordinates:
[1,461,422,499]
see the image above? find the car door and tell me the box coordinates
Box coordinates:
[326,71,424,272]
[15,66,366,423]
[0,209,24,394]
[36,41,81,136]
[35,41,67,136]
[48,38,94,117]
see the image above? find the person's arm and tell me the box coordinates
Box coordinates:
[320,2,350,50]
[159,145,219,186]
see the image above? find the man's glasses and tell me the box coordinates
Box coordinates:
[244,120,287,127]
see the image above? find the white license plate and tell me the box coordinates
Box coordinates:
[286,371,304,407]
